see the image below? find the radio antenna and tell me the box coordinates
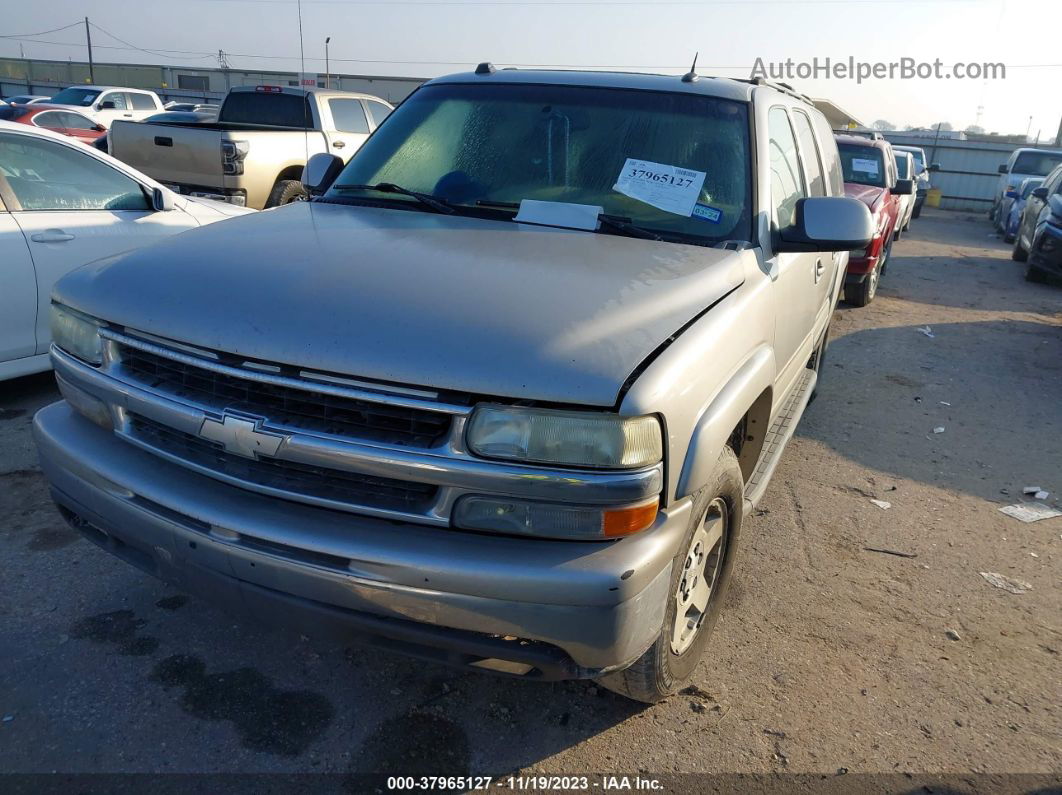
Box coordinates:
[681,52,700,83]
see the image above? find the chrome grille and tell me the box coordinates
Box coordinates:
[128,414,438,513]
[117,344,453,448]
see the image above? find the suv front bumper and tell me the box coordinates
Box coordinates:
[35,401,688,678]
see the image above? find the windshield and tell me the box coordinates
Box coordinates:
[328,83,752,244]
[1012,151,1062,176]
[894,155,910,179]
[896,147,925,172]
[50,88,102,107]
[838,143,885,187]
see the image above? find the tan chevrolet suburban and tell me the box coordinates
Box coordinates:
[108,85,393,209]
[38,67,873,702]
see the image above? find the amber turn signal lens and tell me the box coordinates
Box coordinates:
[602,497,660,538]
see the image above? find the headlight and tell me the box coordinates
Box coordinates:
[50,304,103,365]
[466,405,662,469]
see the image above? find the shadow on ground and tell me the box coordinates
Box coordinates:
[800,318,1062,501]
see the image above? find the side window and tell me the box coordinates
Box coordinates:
[0,133,150,212]
[768,107,806,232]
[62,113,98,131]
[328,98,370,133]
[791,110,826,197]
[101,92,128,110]
[366,100,392,127]
[31,111,64,130]
[129,93,156,111]
[810,111,844,195]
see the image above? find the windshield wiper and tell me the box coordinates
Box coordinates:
[597,214,664,242]
[331,182,455,214]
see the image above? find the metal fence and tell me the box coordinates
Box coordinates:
[881,132,1059,212]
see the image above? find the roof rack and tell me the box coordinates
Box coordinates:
[737,76,817,107]
[834,129,884,141]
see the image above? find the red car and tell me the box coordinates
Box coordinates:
[834,134,913,306]
[0,104,107,146]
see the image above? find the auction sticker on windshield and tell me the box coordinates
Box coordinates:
[613,158,707,216]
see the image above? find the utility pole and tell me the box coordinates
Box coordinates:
[325,37,331,89]
[84,17,95,83]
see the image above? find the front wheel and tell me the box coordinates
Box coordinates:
[597,448,743,703]
[1025,265,1048,283]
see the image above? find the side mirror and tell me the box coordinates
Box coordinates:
[929,163,941,172]
[1031,186,1049,201]
[98,100,117,110]
[998,164,1008,174]
[151,187,176,211]
[1005,189,1020,199]
[891,179,914,196]
[93,124,105,132]
[302,152,344,195]
[777,197,874,253]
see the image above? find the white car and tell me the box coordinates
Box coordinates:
[892,150,916,239]
[4,95,52,106]
[43,86,164,128]
[0,121,255,380]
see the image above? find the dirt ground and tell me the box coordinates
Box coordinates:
[1,208,1059,791]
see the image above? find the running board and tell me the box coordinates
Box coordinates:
[744,368,817,508]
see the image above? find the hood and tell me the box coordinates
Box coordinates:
[54,202,747,407]
[179,194,257,219]
[844,182,886,213]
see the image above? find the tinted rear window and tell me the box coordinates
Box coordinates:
[219,92,313,128]
[1012,151,1062,177]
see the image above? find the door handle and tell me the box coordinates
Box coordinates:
[332,140,346,149]
[31,230,75,243]
[123,113,133,117]
[814,258,825,283]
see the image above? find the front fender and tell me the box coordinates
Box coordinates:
[676,345,774,498]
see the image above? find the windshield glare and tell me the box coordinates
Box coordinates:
[50,88,102,106]
[839,144,885,187]
[329,83,752,243]
[1012,151,1062,176]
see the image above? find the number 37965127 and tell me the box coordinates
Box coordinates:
[626,169,695,188]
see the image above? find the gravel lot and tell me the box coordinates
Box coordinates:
[1,209,1060,790]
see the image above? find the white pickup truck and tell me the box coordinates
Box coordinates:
[108,86,393,209]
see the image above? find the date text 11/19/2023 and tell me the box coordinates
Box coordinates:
[385,775,664,791]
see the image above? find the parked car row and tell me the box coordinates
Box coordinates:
[832,133,937,306]
[1010,161,1062,283]
[0,121,254,380]
[20,66,880,701]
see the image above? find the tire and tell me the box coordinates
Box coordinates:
[844,250,883,307]
[912,205,921,219]
[266,179,308,208]
[1012,237,1028,262]
[1025,265,1047,283]
[597,448,743,703]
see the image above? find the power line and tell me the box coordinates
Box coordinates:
[4,30,1061,71]
[0,21,82,39]
[89,21,214,60]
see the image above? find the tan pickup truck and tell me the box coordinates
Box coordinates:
[108,85,393,209]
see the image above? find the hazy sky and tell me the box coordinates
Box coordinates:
[4,0,1060,139]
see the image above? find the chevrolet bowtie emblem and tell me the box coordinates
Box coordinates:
[199,414,285,459]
